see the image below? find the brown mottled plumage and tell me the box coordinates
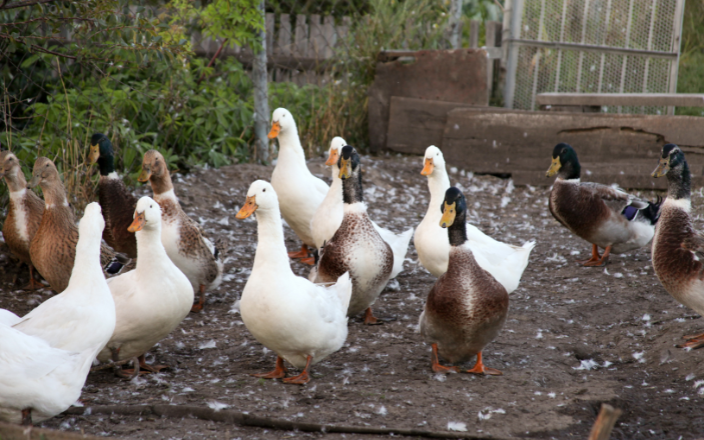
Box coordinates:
[0,151,44,288]
[139,150,222,312]
[28,157,123,293]
[419,187,508,375]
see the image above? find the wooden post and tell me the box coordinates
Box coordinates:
[293,14,308,86]
[588,404,622,440]
[275,13,292,82]
[252,0,270,163]
[485,21,502,102]
[468,20,480,48]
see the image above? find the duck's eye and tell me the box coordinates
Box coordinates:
[150,204,153,208]
[263,188,266,192]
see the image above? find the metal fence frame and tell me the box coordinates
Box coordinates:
[503,0,686,115]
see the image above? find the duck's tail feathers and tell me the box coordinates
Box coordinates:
[521,240,537,252]
[641,195,663,225]
[376,226,414,279]
[332,272,353,313]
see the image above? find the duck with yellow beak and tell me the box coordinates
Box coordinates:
[269,108,329,265]
[138,150,223,313]
[420,187,508,375]
[650,144,704,349]
[312,146,394,325]
[546,142,661,267]
[235,180,352,385]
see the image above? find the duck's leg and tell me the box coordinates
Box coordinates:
[137,354,168,373]
[582,245,611,267]
[22,265,43,291]
[252,356,287,379]
[578,244,602,265]
[431,343,458,373]
[21,408,32,426]
[299,256,315,265]
[190,285,206,313]
[363,307,383,325]
[465,352,502,376]
[283,355,312,385]
[288,244,310,259]
[110,347,140,380]
[677,333,704,349]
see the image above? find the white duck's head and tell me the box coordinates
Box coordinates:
[325,136,347,167]
[128,196,162,233]
[80,202,106,238]
[421,145,446,176]
[268,108,297,139]
[236,180,278,219]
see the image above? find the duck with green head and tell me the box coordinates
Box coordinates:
[546,142,661,266]
[88,133,138,259]
[651,144,704,349]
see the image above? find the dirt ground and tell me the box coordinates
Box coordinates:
[1,152,703,440]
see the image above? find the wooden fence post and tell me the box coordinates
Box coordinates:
[252,0,270,163]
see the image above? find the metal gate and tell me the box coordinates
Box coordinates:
[504,0,686,114]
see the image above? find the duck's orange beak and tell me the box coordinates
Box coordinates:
[128,211,146,232]
[267,121,281,139]
[236,195,258,219]
[326,149,340,167]
[421,158,434,176]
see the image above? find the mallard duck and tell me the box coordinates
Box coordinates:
[312,146,393,325]
[96,196,193,375]
[420,187,508,375]
[311,138,413,279]
[546,143,661,266]
[13,202,116,355]
[415,146,534,292]
[269,108,329,264]
[236,180,352,384]
[0,324,103,425]
[88,133,138,258]
[651,144,704,349]
[0,151,44,289]
[28,158,126,293]
[139,150,222,312]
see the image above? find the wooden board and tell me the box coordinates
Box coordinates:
[441,108,704,189]
[536,93,704,107]
[368,49,488,153]
[386,97,496,155]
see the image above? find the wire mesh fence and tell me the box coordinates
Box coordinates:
[505,0,685,114]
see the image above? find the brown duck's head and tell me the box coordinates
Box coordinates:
[139,150,168,183]
[653,143,690,200]
[28,157,59,189]
[0,151,21,181]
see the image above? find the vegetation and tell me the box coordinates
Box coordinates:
[675,0,704,116]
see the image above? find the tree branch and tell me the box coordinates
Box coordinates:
[197,38,228,85]
[1,0,70,10]
[30,44,77,60]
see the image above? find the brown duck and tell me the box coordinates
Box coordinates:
[0,151,44,289]
[420,187,508,375]
[28,157,126,293]
[88,133,138,258]
[139,150,222,313]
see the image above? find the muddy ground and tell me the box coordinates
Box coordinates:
[1,152,703,440]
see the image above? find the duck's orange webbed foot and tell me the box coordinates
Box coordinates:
[190,285,206,313]
[137,354,169,373]
[431,343,459,373]
[300,256,315,265]
[282,355,312,385]
[288,245,310,260]
[677,333,704,349]
[253,356,288,379]
[363,307,383,325]
[465,352,502,376]
[579,244,611,267]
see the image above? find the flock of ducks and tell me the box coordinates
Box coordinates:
[0,107,702,428]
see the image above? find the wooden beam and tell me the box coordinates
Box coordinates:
[588,404,622,440]
[536,93,704,107]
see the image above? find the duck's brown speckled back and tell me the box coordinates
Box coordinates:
[98,176,138,258]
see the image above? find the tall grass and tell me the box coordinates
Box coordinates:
[676,0,704,116]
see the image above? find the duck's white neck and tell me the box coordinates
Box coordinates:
[426,168,451,219]
[253,208,294,275]
[66,228,105,292]
[135,225,170,270]
[343,201,368,214]
[276,129,308,168]
[329,164,343,200]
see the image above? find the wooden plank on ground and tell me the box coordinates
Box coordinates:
[387,97,502,155]
[441,108,704,189]
[536,93,704,107]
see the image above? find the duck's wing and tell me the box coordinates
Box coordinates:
[0,309,21,326]
[682,234,704,258]
[580,182,648,214]
[305,272,352,323]
[12,294,94,348]
[372,222,414,279]
[0,324,75,381]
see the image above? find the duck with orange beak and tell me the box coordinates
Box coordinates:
[269,108,329,265]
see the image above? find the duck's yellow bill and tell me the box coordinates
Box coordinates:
[326,150,340,167]
[546,157,561,177]
[267,121,281,139]
[421,158,434,176]
[236,195,258,219]
[439,202,456,228]
[652,158,670,178]
[338,157,352,179]
[128,211,146,232]
[138,168,151,182]
[88,144,100,165]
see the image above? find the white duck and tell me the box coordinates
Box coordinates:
[0,324,99,425]
[269,108,329,264]
[96,197,193,375]
[12,203,116,353]
[310,137,413,279]
[235,180,352,385]
[414,146,535,293]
